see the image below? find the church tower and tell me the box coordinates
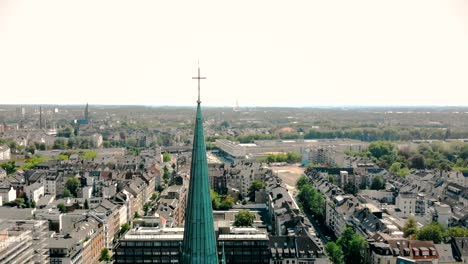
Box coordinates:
[181,64,218,264]
[84,103,89,122]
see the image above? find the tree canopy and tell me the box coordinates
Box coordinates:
[162,152,172,162]
[325,242,344,264]
[416,222,445,244]
[211,189,234,210]
[370,175,386,190]
[65,177,81,197]
[297,183,324,219]
[336,227,368,264]
[248,180,266,201]
[403,217,418,238]
[234,210,255,227]
[99,248,111,262]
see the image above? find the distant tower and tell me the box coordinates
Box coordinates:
[233,98,240,112]
[84,103,89,122]
[39,106,43,129]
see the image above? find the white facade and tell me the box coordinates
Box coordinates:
[434,202,452,228]
[0,145,11,161]
[25,183,45,203]
[0,186,16,203]
[82,186,93,199]
[340,171,349,188]
[395,193,417,215]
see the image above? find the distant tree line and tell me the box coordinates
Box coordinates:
[261,152,301,163]
[403,217,468,243]
[207,127,468,146]
[351,141,468,174]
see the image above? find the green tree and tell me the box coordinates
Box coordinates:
[221,195,235,209]
[151,193,158,201]
[417,222,445,244]
[234,210,255,227]
[0,161,17,174]
[57,154,69,161]
[211,190,234,210]
[162,152,171,162]
[84,199,89,209]
[446,227,468,238]
[403,217,418,238]
[248,180,266,201]
[368,141,395,159]
[337,227,368,264]
[297,184,324,219]
[396,167,411,178]
[14,198,26,208]
[99,248,111,262]
[63,188,72,198]
[211,189,221,209]
[53,138,67,149]
[409,154,426,169]
[370,175,386,190]
[389,162,402,175]
[143,202,151,215]
[344,182,357,195]
[57,203,67,213]
[163,166,170,182]
[156,185,164,192]
[119,223,131,237]
[58,126,74,138]
[66,178,80,197]
[296,175,309,190]
[286,152,301,163]
[80,150,97,160]
[325,242,344,264]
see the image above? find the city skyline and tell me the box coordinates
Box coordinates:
[1,1,467,107]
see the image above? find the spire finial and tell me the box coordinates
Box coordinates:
[192,61,206,104]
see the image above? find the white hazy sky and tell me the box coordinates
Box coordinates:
[0,1,467,107]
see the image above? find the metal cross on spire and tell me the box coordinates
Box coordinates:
[192,61,206,104]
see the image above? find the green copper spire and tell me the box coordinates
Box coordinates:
[182,65,218,264]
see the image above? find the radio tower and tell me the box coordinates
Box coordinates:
[233,98,240,112]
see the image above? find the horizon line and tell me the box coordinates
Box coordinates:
[2,103,468,108]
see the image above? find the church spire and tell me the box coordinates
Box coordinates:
[182,64,218,264]
[84,103,89,122]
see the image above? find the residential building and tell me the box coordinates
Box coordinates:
[48,237,83,264]
[42,173,63,197]
[0,220,34,264]
[0,145,11,161]
[369,238,439,264]
[0,186,16,203]
[395,193,426,216]
[24,181,45,203]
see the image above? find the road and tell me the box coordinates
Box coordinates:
[269,164,334,246]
